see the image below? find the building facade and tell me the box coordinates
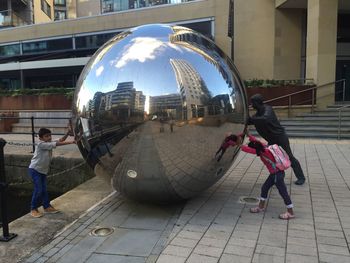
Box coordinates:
[0,0,349,107]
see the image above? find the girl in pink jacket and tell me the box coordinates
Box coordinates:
[241,134,295,220]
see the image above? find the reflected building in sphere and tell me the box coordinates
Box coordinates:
[73,24,248,203]
[170,58,211,120]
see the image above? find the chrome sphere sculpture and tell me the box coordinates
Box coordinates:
[73,24,248,203]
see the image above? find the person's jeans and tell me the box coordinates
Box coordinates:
[28,168,50,210]
[270,135,305,181]
[261,171,292,206]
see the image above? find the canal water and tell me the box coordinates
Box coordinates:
[0,187,62,223]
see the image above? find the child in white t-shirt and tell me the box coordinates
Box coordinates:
[28,127,75,218]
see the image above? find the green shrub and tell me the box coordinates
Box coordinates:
[244,79,314,88]
[0,87,75,98]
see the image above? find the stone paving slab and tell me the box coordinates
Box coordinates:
[16,138,350,262]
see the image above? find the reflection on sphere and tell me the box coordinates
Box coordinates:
[72,24,248,203]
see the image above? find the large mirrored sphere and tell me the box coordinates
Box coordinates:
[73,24,248,203]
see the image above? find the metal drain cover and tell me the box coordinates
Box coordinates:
[90,227,114,237]
[239,196,259,205]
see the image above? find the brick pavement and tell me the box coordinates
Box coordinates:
[21,139,350,263]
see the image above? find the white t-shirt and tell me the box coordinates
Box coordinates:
[29,141,57,174]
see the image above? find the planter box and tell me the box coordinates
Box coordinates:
[246,85,316,106]
[0,94,72,110]
[0,114,18,132]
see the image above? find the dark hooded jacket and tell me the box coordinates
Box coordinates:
[247,94,286,143]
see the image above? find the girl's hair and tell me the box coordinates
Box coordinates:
[248,141,264,156]
[38,128,52,138]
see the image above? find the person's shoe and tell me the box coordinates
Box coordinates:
[44,206,60,214]
[250,206,265,213]
[279,211,295,220]
[30,209,43,218]
[294,178,305,185]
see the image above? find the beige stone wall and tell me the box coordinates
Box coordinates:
[0,0,231,56]
[66,0,77,19]
[275,0,288,8]
[212,0,231,56]
[75,0,100,17]
[234,0,275,80]
[306,0,338,108]
[33,0,54,24]
[273,8,303,79]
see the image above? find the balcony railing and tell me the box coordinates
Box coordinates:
[0,9,30,28]
[102,0,195,14]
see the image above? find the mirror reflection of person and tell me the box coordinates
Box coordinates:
[215,132,243,162]
[247,94,306,185]
[169,117,175,133]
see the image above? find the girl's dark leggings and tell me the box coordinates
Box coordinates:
[261,170,292,206]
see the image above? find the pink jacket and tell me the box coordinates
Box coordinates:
[241,135,279,174]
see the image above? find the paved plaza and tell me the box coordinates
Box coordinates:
[11,138,348,263]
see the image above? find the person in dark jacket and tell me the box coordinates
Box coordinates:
[247,94,306,185]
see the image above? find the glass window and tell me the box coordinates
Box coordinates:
[0,78,21,90]
[0,44,20,57]
[54,0,66,5]
[54,10,66,20]
[75,33,118,49]
[22,38,72,54]
[41,0,52,18]
[180,21,213,39]
[338,14,350,43]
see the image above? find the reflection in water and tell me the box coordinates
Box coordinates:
[73,24,248,203]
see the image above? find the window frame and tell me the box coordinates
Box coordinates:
[41,0,52,18]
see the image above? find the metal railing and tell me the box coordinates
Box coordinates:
[102,0,195,14]
[0,116,71,153]
[337,105,350,140]
[263,79,346,118]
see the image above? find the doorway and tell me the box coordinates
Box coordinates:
[335,60,350,103]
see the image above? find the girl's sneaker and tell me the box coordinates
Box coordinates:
[279,211,295,220]
[30,209,43,218]
[250,206,265,213]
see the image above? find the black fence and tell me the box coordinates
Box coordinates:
[0,139,17,241]
[0,116,72,152]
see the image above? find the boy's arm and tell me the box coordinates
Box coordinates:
[58,127,73,142]
[58,133,69,142]
[56,140,76,146]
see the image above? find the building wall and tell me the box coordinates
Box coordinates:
[273,8,303,79]
[66,0,77,19]
[0,0,230,55]
[75,0,100,17]
[234,0,275,80]
[33,0,54,24]
[306,0,338,107]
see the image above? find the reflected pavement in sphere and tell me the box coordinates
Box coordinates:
[72,24,248,203]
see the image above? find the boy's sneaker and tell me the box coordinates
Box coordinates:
[44,206,59,214]
[30,209,43,218]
